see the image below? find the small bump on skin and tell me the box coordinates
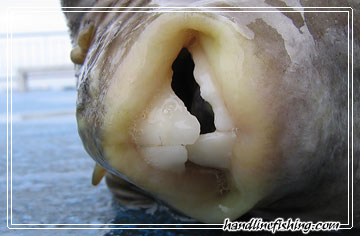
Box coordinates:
[92,163,107,186]
[70,23,95,65]
[70,46,87,64]
[78,23,95,51]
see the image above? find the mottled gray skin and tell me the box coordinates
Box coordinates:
[61,0,359,226]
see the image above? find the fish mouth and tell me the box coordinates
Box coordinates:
[171,47,216,136]
[80,12,280,223]
[134,43,237,172]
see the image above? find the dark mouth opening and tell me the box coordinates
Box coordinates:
[171,48,216,135]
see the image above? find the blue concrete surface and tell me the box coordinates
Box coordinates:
[0,90,227,236]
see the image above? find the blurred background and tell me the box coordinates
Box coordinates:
[0,1,116,235]
[0,1,214,235]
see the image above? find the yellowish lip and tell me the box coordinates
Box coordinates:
[82,12,279,223]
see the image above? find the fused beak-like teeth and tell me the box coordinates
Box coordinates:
[133,87,199,172]
[132,87,200,147]
[132,38,236,172]
[190,40,234,132]
[80,12,280,223]
[187,131,236,169]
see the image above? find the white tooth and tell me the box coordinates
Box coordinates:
[140,146,188,172]
[187,131,236,169]
[135,86,200,146]
[190,45,234,131]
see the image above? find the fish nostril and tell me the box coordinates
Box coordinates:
[171,48,216,134]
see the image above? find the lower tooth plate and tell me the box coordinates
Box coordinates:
[140,145,188,172]
[187,131,236,169]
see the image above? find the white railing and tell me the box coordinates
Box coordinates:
[0,31,76,91]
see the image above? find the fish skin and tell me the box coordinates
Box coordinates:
[61,0,360,225]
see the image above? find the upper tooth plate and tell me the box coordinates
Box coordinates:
[134,86,200,147]
[190,43,234,131]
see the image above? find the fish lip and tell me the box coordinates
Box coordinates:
[76,11,275,223]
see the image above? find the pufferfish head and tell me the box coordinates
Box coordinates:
[62,0,358,224]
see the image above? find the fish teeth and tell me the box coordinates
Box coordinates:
[133,44,236,171]
[190,43,234,131]
[187,131,236,169]
[76,12,273,223]
[134,86,200,147]
[140,146,188,172]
